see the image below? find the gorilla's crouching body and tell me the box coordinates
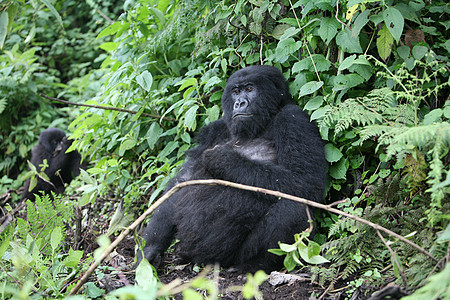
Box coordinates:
[138,65,326,271]
[22,128,84,201]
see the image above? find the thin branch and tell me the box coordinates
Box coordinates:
[376,230,408,288]
[335,0,351,30]
[96,9,114,24]
[260,35,264,65]
[68,179,438,295]
[39,93,177,122]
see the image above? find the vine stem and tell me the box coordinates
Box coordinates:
[68,179,437,295]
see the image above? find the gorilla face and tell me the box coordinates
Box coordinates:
[39,128,66,154]
[222,65,293,139]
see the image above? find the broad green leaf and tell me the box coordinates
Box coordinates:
[325,144,343,163]
[119,139,137,153]
[436,224,450,243]
[146,122,163,149]
[338,54,357,71]
[0,11,7,49]
[307,241,322,257]
[299,81,323,97]
[183,86,196,99]
[397,45,410,60]
[64,248,83,267]
[136,70,153,92]
[329,158,348,180]
[241,15,247,27]
[298,241,328,265]
[279,27,300,40]
[279,242,297,252]
[336,28,363,53]
[249,22,262,35]
[79,191,97,207]
[310,105,330,121]
[443,106,450,119]
[24,24,36,44]
[41,0,64,28]
[412,45,428,60]
[274,38,302,63]
[268,248,286,256]
[158,0,171,13]
[304,96,323,111]
[423,109,442,125]
[284,253,297,271]
[292,54,331,73]
[99,42,120,51]
[204,76,222,91]
[383,7,404,42]
[318,18,340,45]
[352,9,370,37]
[207,105,221,122]
[377,25,394,60]
[184,105,199,131]
[84,282,105,299]
[136,259,158,294]
[178,78,197,91]
[158,141,179,159]
[50,227,63,251]
[271,24,292,40]
[97,22,122,39]
[333,74,365,91]
[149,7,165,25]
[6,3,18,32]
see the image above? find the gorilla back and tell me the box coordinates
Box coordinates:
[138,65,326,271]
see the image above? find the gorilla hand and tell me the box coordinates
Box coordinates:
[135,244,163,269]
[201,143,238,178]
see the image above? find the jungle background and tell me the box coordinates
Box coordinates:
[0,0,449,299]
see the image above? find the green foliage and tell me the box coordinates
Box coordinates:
[0,194,83,298]
[269,232,329,271]
[402,263,450,300]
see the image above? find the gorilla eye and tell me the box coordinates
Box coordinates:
[233,89,240,94]
[246,86,253,92]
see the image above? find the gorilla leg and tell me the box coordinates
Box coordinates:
[238,200,310,271]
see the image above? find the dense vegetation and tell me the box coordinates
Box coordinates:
[0,0,449,299]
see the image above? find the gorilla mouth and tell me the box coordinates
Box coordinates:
[232,113,253,119]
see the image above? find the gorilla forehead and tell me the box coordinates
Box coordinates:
[226,65,287,90]
[40,128,66,142]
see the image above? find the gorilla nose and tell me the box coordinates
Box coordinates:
[234,99,248,111]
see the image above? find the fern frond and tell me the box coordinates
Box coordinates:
[356,125,393,145]
[385,123,450,159]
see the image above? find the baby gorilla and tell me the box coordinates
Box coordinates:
[22,128,84,201]
[137,65,326,271]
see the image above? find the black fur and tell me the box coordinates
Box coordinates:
[21,128,84,201]
[138,65,326,271]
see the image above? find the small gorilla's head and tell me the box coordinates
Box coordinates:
[222,65,292,139]
[39,128,66,154]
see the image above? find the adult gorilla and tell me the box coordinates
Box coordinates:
[138,65,326,271]
[22,128,84,201]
